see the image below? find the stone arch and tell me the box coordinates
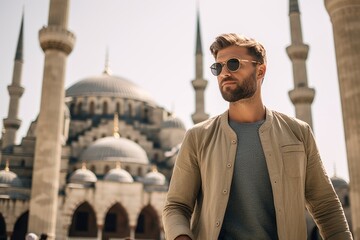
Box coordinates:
[0,213,6,240]
[102,203,130,240]
[68,201,97,238]
[135,205,160,240]
[11,211,28,240]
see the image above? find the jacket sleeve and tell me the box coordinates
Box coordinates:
[304,125,353,240]
[162,129,201,240]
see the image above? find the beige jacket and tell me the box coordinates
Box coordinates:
[162,109,352,240]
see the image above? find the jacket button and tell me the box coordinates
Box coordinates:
[227,163,232,168]
[231,140,237,144]
[216,221,220,227]
[222,189,228,194]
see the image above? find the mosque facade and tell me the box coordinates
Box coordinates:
[0,0,359,239]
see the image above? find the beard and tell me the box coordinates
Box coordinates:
[219,71,258,102]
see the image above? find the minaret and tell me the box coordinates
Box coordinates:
[286,0,315,129]
[325,0,360,238]
[191,11,209,125]
[28,0,75,238]
[2,14,25,150]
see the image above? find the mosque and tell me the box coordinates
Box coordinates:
[0,0,359,239]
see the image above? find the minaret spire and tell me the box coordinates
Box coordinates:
[191,9,209,124]
[28,0,76,238]
[286,0,315,129]
[2,13,25,150]
[103,46,112,75]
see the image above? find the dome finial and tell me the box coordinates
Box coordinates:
[103,46,112,75]
[113,112,120,138]
[81,162,87,170]
[333,161,337,178]
[116,161,121,169]
[5,160,10,172]
[151,164,158,172]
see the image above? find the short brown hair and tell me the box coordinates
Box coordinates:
[210,33,266,64]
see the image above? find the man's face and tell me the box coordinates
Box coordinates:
[215,45,260,103]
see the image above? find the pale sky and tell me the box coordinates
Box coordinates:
[0,0,350,181]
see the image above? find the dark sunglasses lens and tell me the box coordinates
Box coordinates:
[210,63,222,76]
[227,58,240,72]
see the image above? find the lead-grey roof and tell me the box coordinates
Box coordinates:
[79,136,149,164]
[66,73,156,105]
[104,168,134,183]
[0,169,22,187]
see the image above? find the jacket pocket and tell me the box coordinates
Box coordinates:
[281,144,305,177]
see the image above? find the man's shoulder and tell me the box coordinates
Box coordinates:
[189,113,224,131]
[270,109,310,129]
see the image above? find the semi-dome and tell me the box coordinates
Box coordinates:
[161,116,186,130]
[80,136,149,164]
[69,167,97,184]
[66,72,156,105]
[104,167,134,183]
[143,167,166,185]
[0,168,22,188]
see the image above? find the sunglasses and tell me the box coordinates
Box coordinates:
[210,58,260,76]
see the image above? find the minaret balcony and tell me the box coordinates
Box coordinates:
[286,44,309,60]
[191,78,208,89]
[288,87,315,104]
[3,118,22,130]
[7,85,24,97]
[39,26,76,55]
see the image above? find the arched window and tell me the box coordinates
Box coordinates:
[143,107,149,122]
[11,211,28,240]
[77,102,83,115]
[103,102,108,115]
[116,103,121,115]
[128,103,133,117]
[68,202,97,238]
[135,205,160,240]
[137,167,142,176]
[70,103,75,116]
[103,203,130,239]
[89,101,95,115]
[104,165,110,174]
[0,213,6,240]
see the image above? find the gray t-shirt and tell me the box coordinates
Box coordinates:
[219,120,278,240]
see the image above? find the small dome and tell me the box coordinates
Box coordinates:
[66,72,156,105]
[143,167,166,185]
[0,167,22,187]
[69,167,97,184]
[331,176,348,189]
[161,116,186,130]
[104,167,134,183]
[80,136,149,164]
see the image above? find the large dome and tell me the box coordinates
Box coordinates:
[80,136,149,164]
[66,72,156,105]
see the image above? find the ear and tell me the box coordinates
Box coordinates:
[257,64,266,79]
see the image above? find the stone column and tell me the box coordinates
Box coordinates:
[324,0,360,238]
[27,0,75,238]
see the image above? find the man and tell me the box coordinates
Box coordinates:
[162,33,352,240]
